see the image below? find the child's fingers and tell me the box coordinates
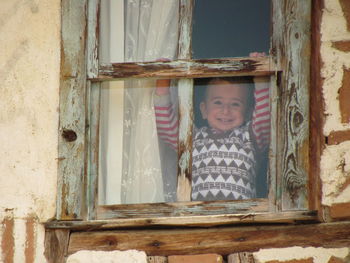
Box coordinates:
[156,58,171,62]
[249,52,266,58]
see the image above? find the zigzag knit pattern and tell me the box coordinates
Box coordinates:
[191,125,256,201]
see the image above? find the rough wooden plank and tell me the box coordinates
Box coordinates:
[44,229,70,263]
[269,75,279,212]
[176,0,194,202]
[87,0,100,78]
[326,130,350,145]
[86,82,101,220]
[57,0,88,220]
[67,222,350,256]
[228,252,255,263]
[45,211,317,230]
[177,79,193,201]
[271,0,311,210]
[309,0,325,217]
[97,57,274,80]
[96,199,268,219]
[178,0,193,59]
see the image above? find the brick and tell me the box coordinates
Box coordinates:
[339,67,350,124]
[168,254,223,263]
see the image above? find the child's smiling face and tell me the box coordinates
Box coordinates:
[200,79,249,132]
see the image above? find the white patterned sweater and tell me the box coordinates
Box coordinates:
[154,81,270,201]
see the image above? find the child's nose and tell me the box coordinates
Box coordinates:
[222,104,231,113]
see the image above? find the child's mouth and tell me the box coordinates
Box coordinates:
[218,118,233,124]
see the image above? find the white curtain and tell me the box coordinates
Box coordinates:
[121,0,179,204]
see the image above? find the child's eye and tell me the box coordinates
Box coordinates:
[213,100,223,105]
[231,102,242,107]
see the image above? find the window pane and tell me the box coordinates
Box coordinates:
[97,77,270,205]
[99,0,179,64]
[98,79,178,205]
[192,0,270,59]
[193,77,270,200]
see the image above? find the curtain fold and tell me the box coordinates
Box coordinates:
[121,0,179,204]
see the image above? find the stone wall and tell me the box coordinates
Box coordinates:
[0,0,349,262]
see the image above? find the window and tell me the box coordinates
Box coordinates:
[54,0,315,227]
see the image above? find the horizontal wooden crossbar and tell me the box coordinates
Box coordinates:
[93,57,277,81]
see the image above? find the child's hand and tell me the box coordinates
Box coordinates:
[249,52,266,58]
[155,58,171,96]
[156,79,171,95]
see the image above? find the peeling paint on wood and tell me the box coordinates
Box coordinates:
[97,57,274,80]
[272,0,311,210]
[176,0,194,202]
[96,199,269,219]
[57,0,88,220]
[177,79,193,201]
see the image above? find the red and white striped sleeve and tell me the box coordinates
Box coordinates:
[154,94,178,150]
[252,77,270,151]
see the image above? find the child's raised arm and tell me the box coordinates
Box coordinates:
[154,79,178,150]
[249,52,270,152]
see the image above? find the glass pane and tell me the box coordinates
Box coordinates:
[99,0,179,64]
[193,77,270,200]
[192,0,270,59]
[98,76,270,205]
[98,79,179,205]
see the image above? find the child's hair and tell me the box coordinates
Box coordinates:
[194,77,255,126]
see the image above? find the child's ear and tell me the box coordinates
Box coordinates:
[200,102,208,119]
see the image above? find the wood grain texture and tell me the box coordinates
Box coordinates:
[271,0,311,210]
[97,57,274,80]
[44,229,70,263]
[67,222,350,256]
[86,82,101,220]
[309,0,325,217]
[87,0,100,78]
[96,199,268,219]
[57,0,88,220]
[46,211,317,230]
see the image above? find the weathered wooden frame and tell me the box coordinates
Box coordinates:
[46,1,332,260]
[54,0,312,223]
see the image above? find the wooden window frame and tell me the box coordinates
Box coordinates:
[50,0,318,230]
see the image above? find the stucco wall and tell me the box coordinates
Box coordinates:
[0,0,60,262]
[0,0,349,262]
